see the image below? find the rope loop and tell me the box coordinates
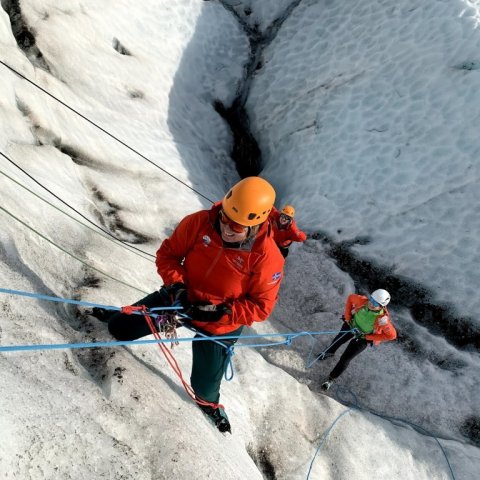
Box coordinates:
[224,346,235,381]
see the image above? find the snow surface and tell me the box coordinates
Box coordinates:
[0,1,479,479]
[247,0,480,316]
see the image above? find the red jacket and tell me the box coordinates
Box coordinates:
[156,203,285,335]
[270,207,307,248]
[343,294,397,346]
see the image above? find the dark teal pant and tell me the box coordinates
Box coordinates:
[107,290,242,403]
[191,327,242,403]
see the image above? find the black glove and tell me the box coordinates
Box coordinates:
[164,282,190,310]
[190,302,232,322]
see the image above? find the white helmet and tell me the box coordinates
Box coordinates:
[370,289,391,307]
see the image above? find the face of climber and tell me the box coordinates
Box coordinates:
[279,213,292,227]
[367,297,383,311]
[219,210,249,243]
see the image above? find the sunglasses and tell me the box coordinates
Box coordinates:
[368,296,382,308]
[280,214,292,222]
[219,210,248,234]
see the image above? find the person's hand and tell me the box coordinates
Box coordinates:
[165,282,190,310]
[190,302,232,322]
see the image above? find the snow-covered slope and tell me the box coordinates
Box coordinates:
[248,0,480,316]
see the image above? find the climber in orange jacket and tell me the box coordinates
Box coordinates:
[316,289,397,391]
[107,177,284,433]
[270,205,307,257]
[155,193,284,335]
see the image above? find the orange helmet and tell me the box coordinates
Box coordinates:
[222,177,276,227]
[281,205,295,218]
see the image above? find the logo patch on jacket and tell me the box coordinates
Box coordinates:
[378,316,388,326]
[233,255,245,269]
[268,271,282,284]
[202,235,211,246]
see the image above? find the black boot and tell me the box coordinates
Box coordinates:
[89,307,112,323]
[321,377,335,391]
[199,405,231,434]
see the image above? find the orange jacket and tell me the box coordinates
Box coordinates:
[156,203,285,335]
[270,207,307,248]
[343,294,397,346]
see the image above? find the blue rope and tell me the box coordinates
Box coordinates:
[306,387,457,480]
[0,287,180,315]
[0,287,358,388]
[305,329,357,369]
[0,330,343,353]
[0,337,191,352]
[306,408,354,479]
[0,288,458,477]
[305,387,457,479]
[0,285,349,386]
[333,386,456,480]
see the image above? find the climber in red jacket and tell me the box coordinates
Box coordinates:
[106,176,284,433]
[270,205,307,258]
